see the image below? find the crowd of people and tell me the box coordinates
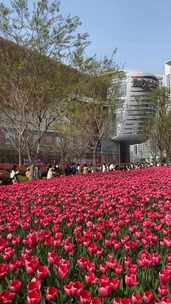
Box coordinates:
[8,160,163,184]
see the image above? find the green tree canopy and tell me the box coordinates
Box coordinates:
[0,0,90,61]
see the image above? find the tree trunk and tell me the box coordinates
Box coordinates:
[18,134,22,166]
[165,149,170,165]
[36,141,40,155]
[159,148,165,164]
[18,149,22,167]
[34,135,44,162]
[59,150,67,174]
[26,142,32,164]
[92,141,99,169]
[92,134,104,169]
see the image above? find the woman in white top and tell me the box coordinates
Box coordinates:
[10,165,19,184]
[47,166,54,179]
[25,164,34,181]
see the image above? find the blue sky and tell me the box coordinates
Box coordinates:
[61,0,171,74]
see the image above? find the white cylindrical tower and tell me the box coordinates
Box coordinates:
[113,72,159,145]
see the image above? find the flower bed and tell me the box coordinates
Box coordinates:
[0,168,171,303]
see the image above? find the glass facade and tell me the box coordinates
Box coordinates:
[113,72,159,144]
[164,61,171,111]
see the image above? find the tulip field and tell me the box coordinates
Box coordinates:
[0,168,171,303]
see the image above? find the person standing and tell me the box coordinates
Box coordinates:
[109,163,114,171]
[26,164,35,181]
[34,165,41,179]
[102,164,106,172]
[77,163,81,174]
[47,165,55,179]
[82,164,88,175]
[10,165,19,184]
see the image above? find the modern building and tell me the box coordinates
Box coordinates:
[163,60,171,111]
[112,72,159,163]
[130,142,153,162]
[164,60,171,89]
[129,61,171,163]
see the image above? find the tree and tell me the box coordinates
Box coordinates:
[146,87,171,163]
[165,111,171,161]
[0,38,83,164]
[55,103,92,165]
[0,1,122,166]
[73,53,124,167]
[0,0,89,61]
[0,0,90,164]
[0,84,29,166]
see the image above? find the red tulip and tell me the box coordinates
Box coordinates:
[91,298,102,304]
[0,290,16,304]
[112,298,121,304]
[64,281,83,297]
[48,251,58,264]
[125,274,137,287]
[25,257,39,275]
[0,264,9,278]
[99,263,107,273]
[98,282,112,297]
[27,290,41,304]
[112,298,131,304]
[37,265,49,280]
[165,214,171,226]
[160,298,171,304]
[57,263,69,279]
[45,287,58,301]
[9,259,22,271]
[131,293,142,304]
[143,291,153,303]
[159,272,170,284]
[158,285,169,297]
[3,247,15,261]
[110,278,120,291]
[80,290,92,303]
[28,278,41,292]
[9,280,22,292]
[121,298,131,304]
[0,165,170,303]
[85,272,97,285]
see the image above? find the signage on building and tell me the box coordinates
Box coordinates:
[133,77,158,91]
